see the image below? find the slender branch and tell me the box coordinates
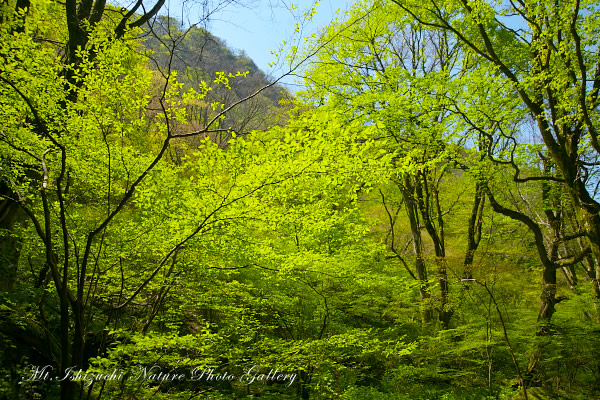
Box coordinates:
[379,189,417,279]
[461,278,529,400]
[114,171,306,310]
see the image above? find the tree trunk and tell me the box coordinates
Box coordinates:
[399,177,432,323]
[464,181,485,280]
[414,170,452,328]
[0,183,20,292]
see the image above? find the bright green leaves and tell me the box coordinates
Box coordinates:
[213,72,233,89]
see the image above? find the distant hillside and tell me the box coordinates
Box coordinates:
[141,16,290,142]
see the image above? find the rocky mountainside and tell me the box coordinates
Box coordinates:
[142,16,290,143]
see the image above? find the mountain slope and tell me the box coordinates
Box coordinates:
[142,16,291,144]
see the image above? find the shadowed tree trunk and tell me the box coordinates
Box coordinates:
[398,178,432,323]
[464,181,485,280]
[0,183,20,292]
[413,169,452,328]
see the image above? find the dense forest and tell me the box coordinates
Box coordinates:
[1,0,600,399]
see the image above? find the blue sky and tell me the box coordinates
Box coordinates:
[166,0,352,88]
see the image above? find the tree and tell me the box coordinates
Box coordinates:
[299,0,490,328]
[0,1,300,397]
[391,0,600,319]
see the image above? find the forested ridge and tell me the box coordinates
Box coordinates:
[1,0,599,399]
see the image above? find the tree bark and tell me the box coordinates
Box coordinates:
[0,183,20,292]
[398,176,432,323]
[414,170,452,328]
[464,181,485,280]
